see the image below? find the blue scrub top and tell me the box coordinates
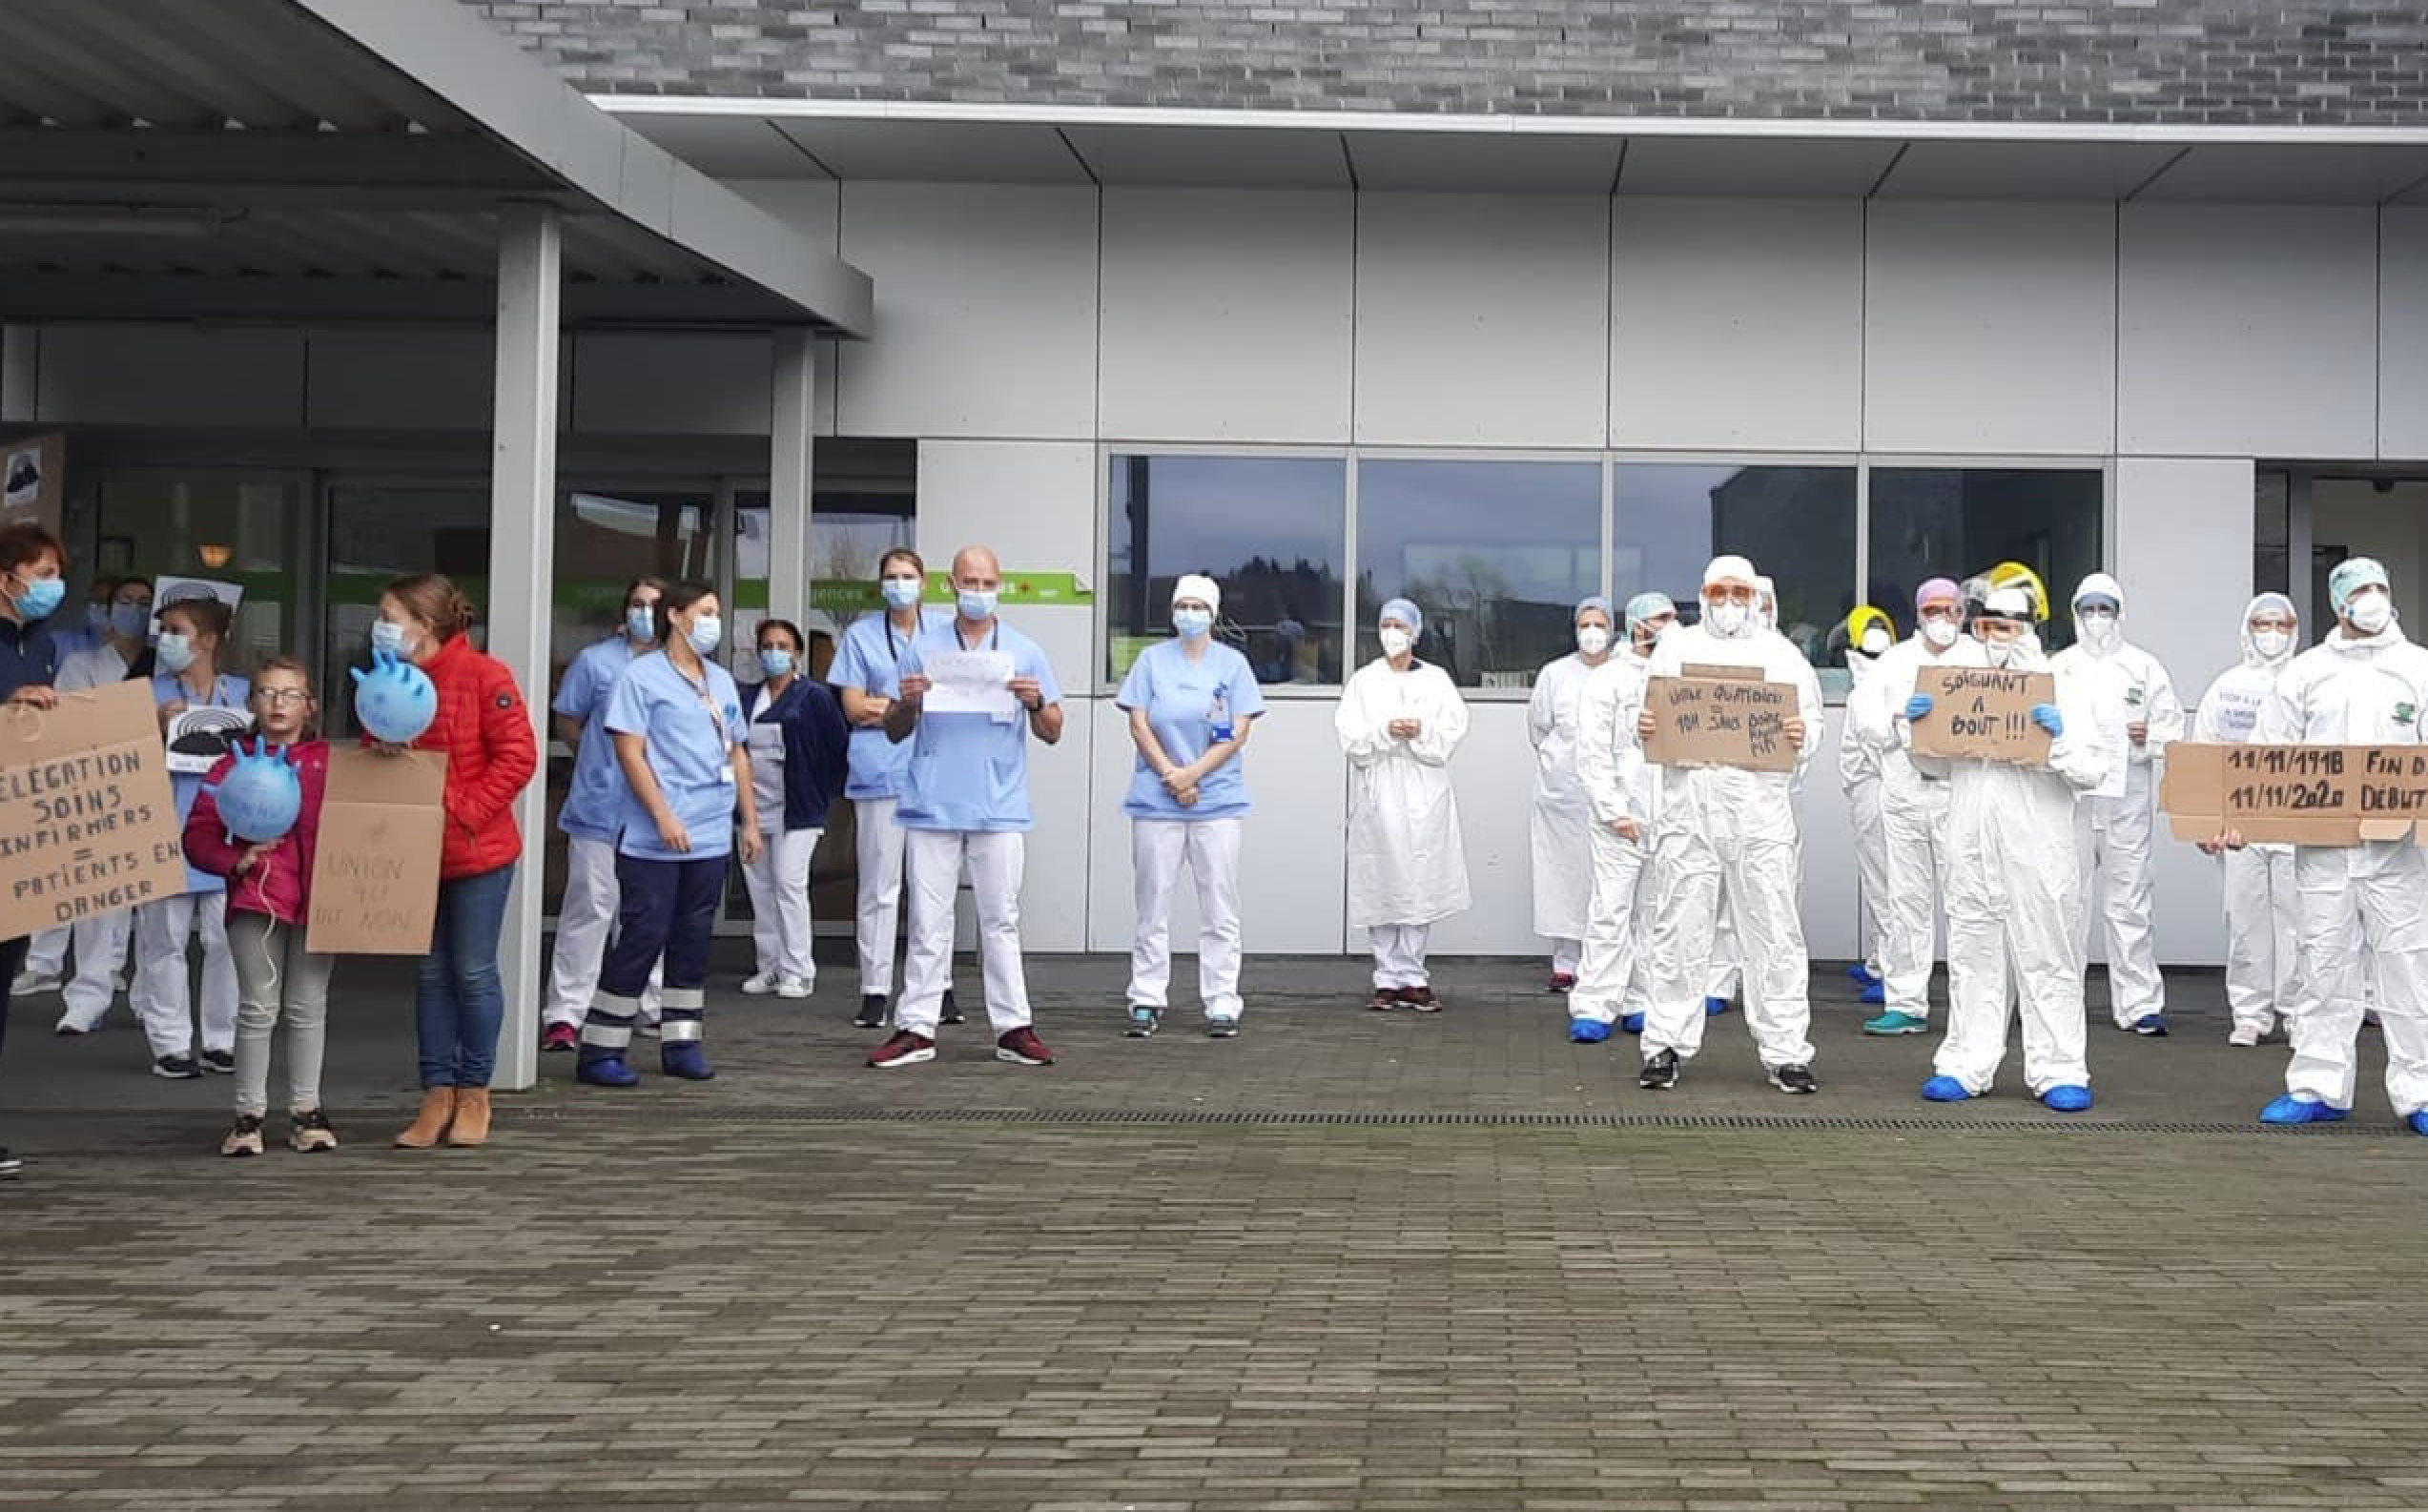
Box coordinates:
[554,633,649,842]
[1116,637,1265,820]
[895,619,1061,834]
[605,651,746,862]
[828,607,952,802]
[155,670,251,894]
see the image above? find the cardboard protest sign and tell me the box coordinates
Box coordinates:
[1643,666,1799,772]
[1908,665,2056,766]
[0,680,188,938]
[307,746,448,954]
[2161,742,2428,848]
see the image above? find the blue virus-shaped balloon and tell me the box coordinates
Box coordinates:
[204,737,302,845]
[352,647,438,745]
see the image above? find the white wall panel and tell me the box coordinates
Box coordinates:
[1085,697,1348,960]
[305,331,495,431]
[572,332,775,437]
[1612,198,1862,451]
[2118,205,2377,459]
[36,326,306,427]
[1017,693,1094,953]
[1099,188,1354,443]
[1397,701,1539,954]
[1353,193,1610,448]
[1795,706,1862,965]
[2116,456,2249,970]
[2381,208,2428,460]
[1864,201,2117,455]
[914,438,1098,684]
[838,182,1098,439]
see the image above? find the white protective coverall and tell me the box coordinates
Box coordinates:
[1850,632,1961,1021]
[2257,623,2428,1116]
[1632,621,1824,1067]
[2191,597,2310,1038]
[2050,573,2185,1026]
[1915,636,2109,1094]
[1527,649,1601,973]
[1569,646,1656,1027]
[1841,647,1891,978]
[1337,655,1472,975]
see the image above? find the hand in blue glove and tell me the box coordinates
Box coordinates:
[2031,703,2065,736]
[1904,692,1935,722]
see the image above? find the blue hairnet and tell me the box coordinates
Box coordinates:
[1574,594,1615,627]
[1379,597,1423,639]
[1623,591,1675,632]
[2329,557,2389,618]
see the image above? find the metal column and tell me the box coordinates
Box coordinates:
[769,328,816,620]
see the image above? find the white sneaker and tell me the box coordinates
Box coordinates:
[740,972,778,995]
[2228,1024,2264,1048]
[776,975,814,1000]
[10,971,60,996]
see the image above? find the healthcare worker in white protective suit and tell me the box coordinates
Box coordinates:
[1840,604,1899,1004]
[1566,591,1675,1042]
[2242,558,2428,1134]
[1903,584,2108,1111]
[1338,598,1471,1012]
[1528,596,1618,993]
[2191,593,2312,1047]
[1849,578,1965,1036]
[2051,572,2185,1035]
[1630,556,1824,1093]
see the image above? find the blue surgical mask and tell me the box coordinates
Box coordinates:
[10,574,66,622]
[957,588,999,622]
[881,577,924,611]
[86,603,110,631]
[1172,608,1214,641]
[757,646,794,678]
[687,616,722,656]
[369,619,411,659]
[110,603,151,640]
[154,632,196,673]
[626,606,657,643]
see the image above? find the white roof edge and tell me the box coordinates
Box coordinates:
[590,93,2428,149]
[288,0,872,334]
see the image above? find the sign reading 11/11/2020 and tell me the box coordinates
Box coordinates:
[2224,745,2428,818]
[0,680,189,939]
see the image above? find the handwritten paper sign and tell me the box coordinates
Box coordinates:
[921,647,1017,718]
[307,746,447,954]
[0,680,188,937]
[1643,669,1799,772]
[2162,743,2428,847]
[1908,666,2055,766]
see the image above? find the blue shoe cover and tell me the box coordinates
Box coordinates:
[1859,981,1886,1005]
[1846,963,1882,987]
[2409,1111,2428,1137]
[1920,1075,1973,1102]
[1620,1011,1646,1035]
[576,1046,640,1088]
[1568,1017,1611,1044]
[2041,1084,2093,1114]
[2259,1093,2345,1125]
[2131,1013,2169,1036]
[1704,995,1731,1017]
[661,1041,716,1081]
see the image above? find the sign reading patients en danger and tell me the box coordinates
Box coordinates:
[1908,665,2056,766]
[0,680,189,938]
[1643,668,1800,772]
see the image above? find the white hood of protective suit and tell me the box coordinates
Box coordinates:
[2238,592,2298,671]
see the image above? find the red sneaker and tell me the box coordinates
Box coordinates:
[867,1031,936,1069]
[1400,986,1444,1013]
[1368,988,1398,1011]
[1547,972,1577,993]
[995,1027,1055,1066]
[540,1023,579,1053]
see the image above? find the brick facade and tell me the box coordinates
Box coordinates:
[464,1,2428,126]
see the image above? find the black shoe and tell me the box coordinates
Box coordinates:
[1768,1063,1820,1095]
[153,1054,201,1080]
[200,1049,235,1075]
[854,995,888,1030]
[0,1146,20,1179]
[1639,1049,1680,1091]
[940,989,965,1027]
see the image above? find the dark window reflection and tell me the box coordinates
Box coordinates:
[1107,455,1347,685]
[1867,468,2103,655]
[1615,464,1858,685]
[1353,460,1600,688]
[2253,469,2291,601]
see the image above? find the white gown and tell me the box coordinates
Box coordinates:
[1336,657,1472,930]
[1527,651,1601,943]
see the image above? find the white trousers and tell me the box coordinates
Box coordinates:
[2077,776,2167,1024]
[1569,824,1651,1026]
[1705,900,1741,1001]
[1368,924,1431,989]
[2222,845,2303,1034]
[741,826,821,986]
[854,796,910,996]
[1645,828,1814,1069]
[897,828,1031,1037]
[1877,779,1952,1019]
[1128,817,1245,1019]
[55,909,134,1031]
[1548,937,1582,978]
[2287,845,2428,1115]
[24,924,69,978]
[132,891,237,1060]
[545,834,660,1030]
[1936,889,2090,1098]
[1847,775,1890,973]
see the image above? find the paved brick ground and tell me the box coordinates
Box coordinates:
[5,950,2425,1509]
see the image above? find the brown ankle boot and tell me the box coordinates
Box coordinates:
[445,1088,491,1148]
[393,1087,456,1149]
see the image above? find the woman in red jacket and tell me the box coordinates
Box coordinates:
[372,575,539,1152]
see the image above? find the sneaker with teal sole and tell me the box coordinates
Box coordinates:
[1124,1004,1160,1038]
[1864,1011,1929,1035]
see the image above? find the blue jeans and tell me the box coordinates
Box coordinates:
[415,864,515,1089]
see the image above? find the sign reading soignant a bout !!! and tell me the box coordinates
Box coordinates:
[0,680,188,937]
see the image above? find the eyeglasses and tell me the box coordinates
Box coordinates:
[254,689,312,706]
[1703,584,1758,606]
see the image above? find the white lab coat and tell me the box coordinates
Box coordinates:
[1527,651,1605,943]
[2050,633,2184,1024]
[1337,656,1471,930]
[1569,648,1657,1024]
[2191,603,2307,1036]
[1849,633,1962,1018]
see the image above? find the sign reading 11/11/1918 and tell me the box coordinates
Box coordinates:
[0,680,190,939]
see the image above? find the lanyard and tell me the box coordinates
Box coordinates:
[955,621,1001,653]
[669,661,725,743]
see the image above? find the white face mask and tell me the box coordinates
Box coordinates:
[2074,614,2120,652]
[1922,618,1960,650]
[2252,628,2293,660]
[2349,593,2393,635]
[1378,626,1414,659]
[1575,626,1612,657]
[1703,601,1750,639]
[1860,627,1892,656]
[1983,638,2020,668]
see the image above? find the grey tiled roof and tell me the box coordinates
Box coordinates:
[464,1,2428,126]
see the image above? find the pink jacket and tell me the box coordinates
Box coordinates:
[184,740,331,927]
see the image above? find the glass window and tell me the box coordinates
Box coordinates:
[95,475,299,677]
[1866,468,2103,655]
[1614,463,1857,690]
[2253,468,2291,601]
[1107,454,1347,686]
[734,438,919,688]
[1352,459,1600,688]
[322,480,492,732]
